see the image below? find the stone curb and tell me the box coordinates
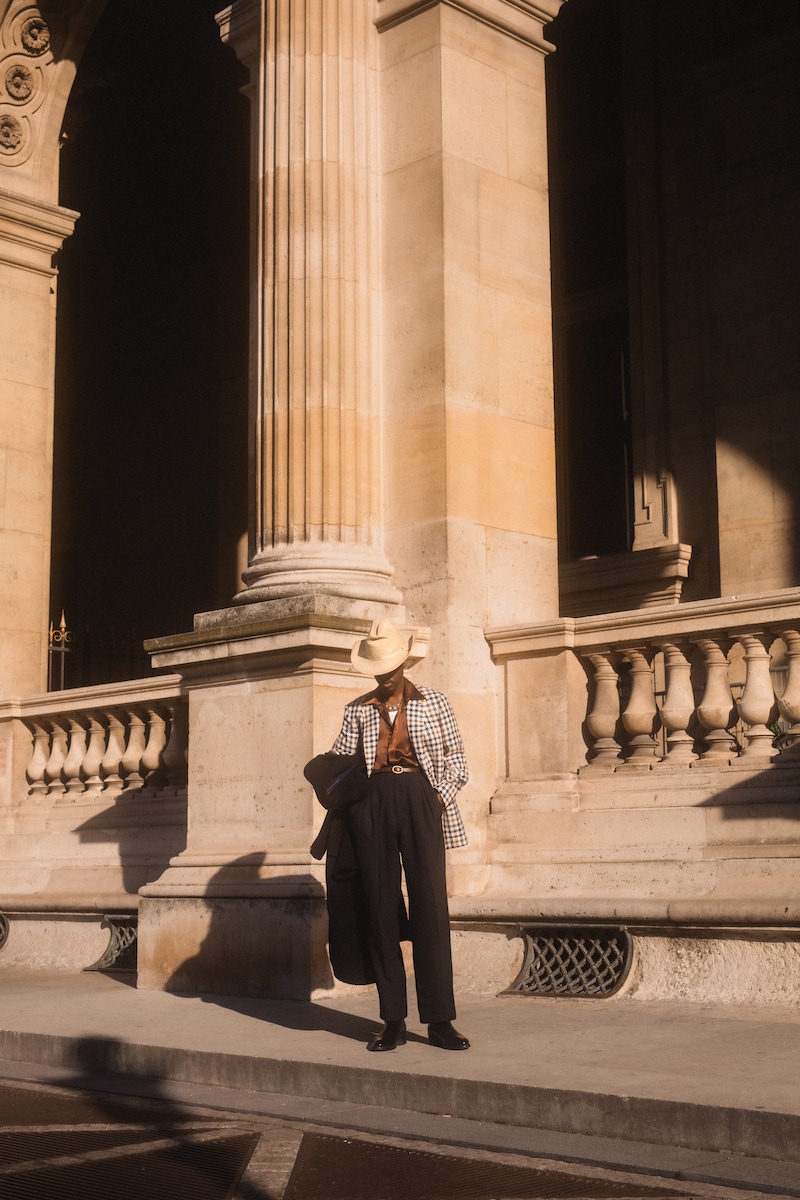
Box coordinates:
[0,1028,797,1166]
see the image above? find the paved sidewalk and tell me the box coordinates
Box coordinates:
[0,969,798,1195]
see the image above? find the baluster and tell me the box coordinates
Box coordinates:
[44,718,68,798]
[62,716,88,798]
[777,629,800,751]
[119,708,147,793]
[100,710,126,797]
[140,706,168,789]
[733,632,777,759]
[82,714,107,799]
[25,720,51,798]
[693,637,737,760]
[582,652,622,769]
[620,647,659,766]
[655,640,698,762]
[162,701,189,789]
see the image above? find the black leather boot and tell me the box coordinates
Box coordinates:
[428,1021,470,1050]
[367,1019,407,1051]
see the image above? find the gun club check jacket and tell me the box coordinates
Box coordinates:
[331,683,469,850]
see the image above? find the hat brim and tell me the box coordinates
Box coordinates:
[350,634,413,676]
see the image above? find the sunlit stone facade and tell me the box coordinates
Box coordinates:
[0,0,799,1003]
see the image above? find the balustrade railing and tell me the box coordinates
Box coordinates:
[5,676,188,801]
[487,591,800,773]
[581,629,794,770]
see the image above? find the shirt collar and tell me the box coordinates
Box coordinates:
[365,678,424,706]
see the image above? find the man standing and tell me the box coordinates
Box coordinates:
[331,618,470,1052]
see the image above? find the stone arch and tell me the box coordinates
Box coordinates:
[0,0,109,200]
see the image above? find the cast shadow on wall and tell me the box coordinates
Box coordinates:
[162,855,337,1003]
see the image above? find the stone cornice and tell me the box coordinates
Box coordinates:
[0,185,77,275]
[375,0,565,51]
[0,672,185,719]
[486,586,800,658]
[144,612,429,685]
[216,0,260,71]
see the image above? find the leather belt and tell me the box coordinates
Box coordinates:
[375,765,421,774]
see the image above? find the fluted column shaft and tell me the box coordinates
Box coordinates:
[220,0,400,605]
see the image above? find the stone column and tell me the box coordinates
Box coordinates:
[137,0,415,1001]
[219,0,401,607]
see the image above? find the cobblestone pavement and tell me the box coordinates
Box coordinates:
[0,1076,796,1200]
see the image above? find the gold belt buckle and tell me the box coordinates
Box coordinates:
[391,764,404,774]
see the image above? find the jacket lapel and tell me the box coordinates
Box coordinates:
[361,704,380,775]
[405,695,428,770]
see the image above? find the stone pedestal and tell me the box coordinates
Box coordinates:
[137,601,420,998]
[138,894,332,1000]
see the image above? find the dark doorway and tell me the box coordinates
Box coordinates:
[52,0,249,686]
[546,0,632,564]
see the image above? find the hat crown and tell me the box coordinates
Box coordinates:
[350,618,413,676]
[362,619,405,660]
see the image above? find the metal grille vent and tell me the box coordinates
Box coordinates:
[85,916,138,973]
[504,925,633,998]
[284,1133,683,1199]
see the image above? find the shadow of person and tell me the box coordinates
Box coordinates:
[35,1034,274,1198]
[75,781,188,898]
[161,855,427,1046]
[162,854,334,1001]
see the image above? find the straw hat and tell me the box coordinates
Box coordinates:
[351,619,413,676]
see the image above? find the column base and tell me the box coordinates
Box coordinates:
[193,591,405,633]
[235,543,403,607]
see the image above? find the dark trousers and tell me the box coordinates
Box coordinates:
[345,772,456,1024]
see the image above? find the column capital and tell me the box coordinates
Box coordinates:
[0,185,77,275]
[215,0,261,71]
[374,0,566,51]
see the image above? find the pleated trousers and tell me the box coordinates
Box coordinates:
[345,771,456,1024]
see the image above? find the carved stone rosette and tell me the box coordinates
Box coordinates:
[0,3,52,166]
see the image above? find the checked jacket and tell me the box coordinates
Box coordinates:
[331,683,469,849]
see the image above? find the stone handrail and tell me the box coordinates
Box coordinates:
[487,589,800,770]
[0,675,188,800]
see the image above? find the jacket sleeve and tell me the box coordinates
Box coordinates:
[432,693,469,808]
[331,702,359,756]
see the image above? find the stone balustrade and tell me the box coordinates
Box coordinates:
[487,590,800,774]
[5,675,188,802]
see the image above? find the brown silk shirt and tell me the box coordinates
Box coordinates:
[367,679,424,771]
